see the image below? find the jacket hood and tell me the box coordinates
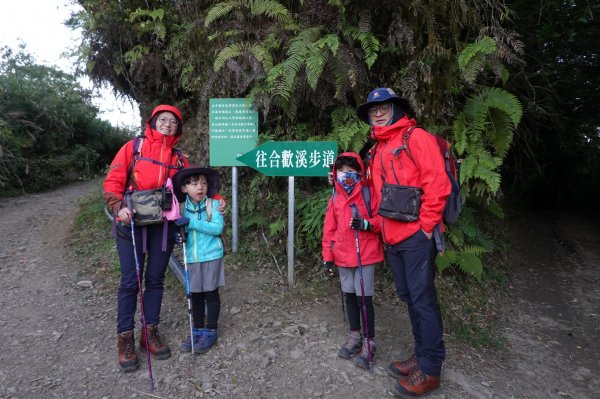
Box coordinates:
[144,104,184,145]
[333,152,366,176]
[370,115,416,142]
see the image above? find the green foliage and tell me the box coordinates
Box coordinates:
[0,46,128,194]
[72,0,527,288]
[296,188,331,254]
[327,107,369,152]
[458,36,497,84]
[129,8,166,40]
[205,0,292,27]
[68,187,121,277]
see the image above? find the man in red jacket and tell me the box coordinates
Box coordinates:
[358,88,450,397]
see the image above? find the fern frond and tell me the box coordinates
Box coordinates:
[487,109,513,157]
[458,36,496,72]
[344,27,380,69]
[250,0,291,22]
[250,43,274,70]
[205,1,238,27]
[305,48,327,90]
[461,244,489,256]
[241,213,268,229]
[452,114,468,157]
[487,87,522,127]
[213,43,244,71]
[435,250,457,273]
[456,253,483,281]
[269,219,286,236]
[472,165,501,193]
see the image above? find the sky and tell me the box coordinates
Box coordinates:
[0,0,140,128]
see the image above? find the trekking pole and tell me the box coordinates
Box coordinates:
[125,196,155,391]
[176,220,194,355]
[349,203,373,372]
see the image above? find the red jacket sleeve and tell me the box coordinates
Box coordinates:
[103,141,134,215]
[411,130,451,233]
[321,196,337,263]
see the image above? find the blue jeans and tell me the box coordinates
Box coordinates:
[386,230,445,376]
[115,222,174,333]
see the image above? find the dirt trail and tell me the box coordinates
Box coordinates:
[0,181,598,398]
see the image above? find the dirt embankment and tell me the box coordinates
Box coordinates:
[0,181,598,398]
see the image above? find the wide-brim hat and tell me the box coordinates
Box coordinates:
[356,87,412,123]
[172,166,221,202]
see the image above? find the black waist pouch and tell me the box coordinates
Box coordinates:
[377,183,423,222]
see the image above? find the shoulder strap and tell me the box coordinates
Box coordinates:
[400,126,418,163]
[125,136,144,191]
[331,186,372,218]
[361,185,372,218]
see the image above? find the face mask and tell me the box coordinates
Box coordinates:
[336,171,361,193]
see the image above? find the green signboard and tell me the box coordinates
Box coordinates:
[209,98,258,166]
[236,141,338,177]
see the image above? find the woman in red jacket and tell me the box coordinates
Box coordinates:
[103,105,188,372]
[322,152,384,370]
[358,88,450,397]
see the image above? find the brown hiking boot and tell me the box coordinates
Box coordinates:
[388,354,418,378]
[140,324,171,360]
[393,368,440,397]
[117,330,139,372]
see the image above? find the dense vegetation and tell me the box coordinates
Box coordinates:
[0,46,130,195]
[4,1,598,284]
[69,0,534,281]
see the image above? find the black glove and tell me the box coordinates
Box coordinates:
[323,261,335,277]
[350,217,372,231]
[175,217,190,227]
[174,232,184,246]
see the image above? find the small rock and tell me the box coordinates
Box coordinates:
[230,307,241,315]
[77,280,93,288]
[290,349,303,359]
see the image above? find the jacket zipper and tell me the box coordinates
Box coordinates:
[379,139,389,244]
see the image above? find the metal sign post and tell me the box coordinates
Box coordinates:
[209,98,258,253]
[237,141,337,285]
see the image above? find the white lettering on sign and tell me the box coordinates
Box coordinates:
[269,151,281,168]
[295,150,307,168]
[256,150,267,168]
[281,150,294,168]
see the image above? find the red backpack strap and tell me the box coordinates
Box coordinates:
[396,126,417,162]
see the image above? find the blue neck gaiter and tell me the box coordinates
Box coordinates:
[336,171,361,194]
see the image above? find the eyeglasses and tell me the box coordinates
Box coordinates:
[368,103,392,116]
[157,117,179,125]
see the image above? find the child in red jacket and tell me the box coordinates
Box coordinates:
[322,152,384,369]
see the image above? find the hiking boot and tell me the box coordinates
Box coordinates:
[393,368,440,397]
[180,328,205,352]
[388,354,418,378]
[140,324,171,360]
[194,329,218,354]
[354,338,376,369]
[338,330,362,359]
[117,330,139,372]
